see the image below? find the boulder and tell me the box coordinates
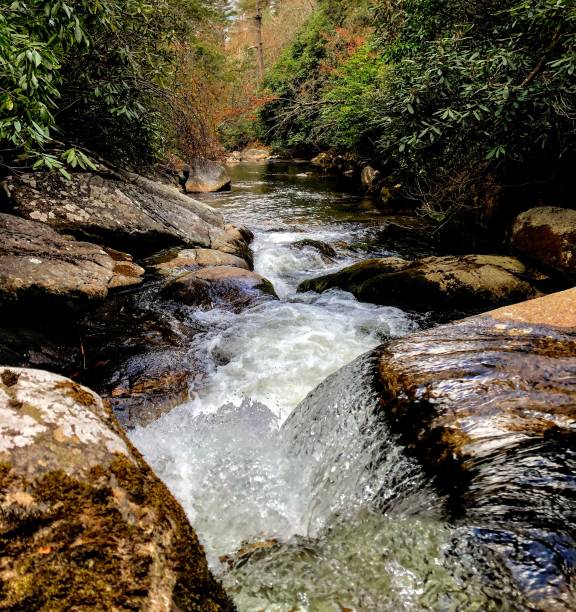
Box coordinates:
[0,213,114,310]
[146,248,250,276]
[291,239,337,260]
[298,257,411,294]
[2,171,225,255]
[510,206,576,276]
[373,290,576,607]
[162,266,277,311]
[184,160,232,194]
[209,226,255,269]
[299,254,539,313]
[240,148,272,162]
[224,223,254,244]
[0,367,234,610]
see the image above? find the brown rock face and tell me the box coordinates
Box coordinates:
[0,368,234,611]
[146,248,250,276]
[163,266,277,311]
[103,247,145,289]
[0,213,114,309]
[184,160,232,193]
[360,165,381,192]
[299,255,539,313]
[374,297,576,608]
[511,206,576,276]
[3,171,225,255]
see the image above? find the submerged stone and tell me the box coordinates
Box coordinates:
[0,367,234,610]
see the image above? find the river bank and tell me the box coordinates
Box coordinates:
[0,161,575,610]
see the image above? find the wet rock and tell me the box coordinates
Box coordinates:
[103,247,145,289]
[511,206,576,277]
[299,255,540,313]
[184,159,232,194]
[163,266,277,311]
[0,367,234,611]
[291,239,338,260]
[146,248,249,276]
[378,182,404,208]
[3,171,225,255]
[78,287,201,428]
[104,350,193,429]
[0,326,80,374]
[209,226,254,269]
[0,213,114,310]
[375,289,576,608]
[298,257,411,294]
[224,223,255,244]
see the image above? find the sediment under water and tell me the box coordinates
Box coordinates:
[130,163,542,610]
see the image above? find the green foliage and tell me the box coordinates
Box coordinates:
[319,44,388,149]
[259,8,331,148]
[258,0,575,217]
[372,0,575,174]
[0,0,226,173]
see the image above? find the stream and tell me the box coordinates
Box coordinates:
[130,163,530,610]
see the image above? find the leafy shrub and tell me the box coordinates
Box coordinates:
[258,0,575,219]
[0,0,225,173]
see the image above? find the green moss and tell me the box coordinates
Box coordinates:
[0,455,235,611]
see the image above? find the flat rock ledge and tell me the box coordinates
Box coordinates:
[376,289,576,609]
[0,367,234,611]
[2,171,231,256]
[0,213,115,310]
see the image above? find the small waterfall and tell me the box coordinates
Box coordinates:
[281,351,444,533]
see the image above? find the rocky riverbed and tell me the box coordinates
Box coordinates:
[0,161,575,610]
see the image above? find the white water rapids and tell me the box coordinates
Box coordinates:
[130,164,522,610]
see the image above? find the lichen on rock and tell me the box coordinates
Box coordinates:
[0,367,234,611]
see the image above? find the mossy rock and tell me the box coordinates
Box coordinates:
[299,255,539,313]
[0,368,234,611]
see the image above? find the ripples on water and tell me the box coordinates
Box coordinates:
[130,164,528,610]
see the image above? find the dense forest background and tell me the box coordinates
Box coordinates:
[1,0,574,225]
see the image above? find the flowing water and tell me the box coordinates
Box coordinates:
[130,163,533,610]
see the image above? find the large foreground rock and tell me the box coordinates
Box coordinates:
[2,171,226,255]
[0,368,234,610]
[299,254,540,312]
[184,160,231,193]
[511,206,576,276]
[0,213,114,310]
[373,289,576,608]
